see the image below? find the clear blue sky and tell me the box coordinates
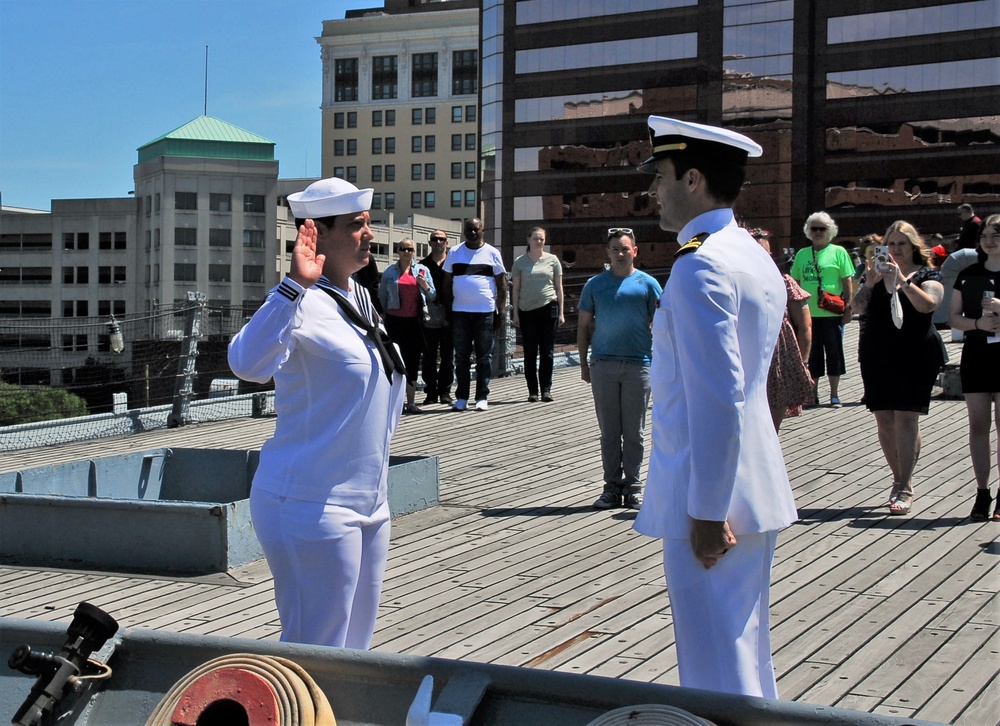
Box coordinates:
[0,0,378,210]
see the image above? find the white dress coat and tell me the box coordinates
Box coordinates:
[634,209,798,540]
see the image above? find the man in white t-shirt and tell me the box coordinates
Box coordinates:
[442,217,507,411]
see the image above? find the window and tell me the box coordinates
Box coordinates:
[243,265,265,283]
[62,335,88,352]
[175,191,197,210]
[425,107,436,124]
[385,110,395,126]
[210,193,231,211]
[175,228,197,246]
[347,112,357,128]
[411,192,422,208]
[243,229,265,248]
[412,108,423,125]
[453,50,478,95]
[425,135,436,152]
[451,191,462,207]
[209,264,231,282]
[347,139,357,155]
[346,167,357,183]
[372,138,382,154]
[334,166,345,179]
[372,55,398,100]
[372,192,382,209]
[465,190,476,207]
[372,110,382,127]
[64,232,74,250]
[335,58,359,102]
[63,266,89,284]
[372,165,382,182]
[77,232,89,249]
[114,266,126,283]
[385,193,395,210]
[466,105,477,122]
[465,161,476,178]
[334,139,345,156]
[385,137,396,154]
[114,232,126,249]
[144,196,151,215]
[244,194,265,213]
[99,266,112,284]
[465,134,476,150]
[411,164,422,181]
[99,232,112,249]
[154,193,160,212]
[452,106,463,123]
[412,52,438,97]
[452,162,462,179]
[425,163,435,180]
[424,191,435,208]
[209,228,231,247]
[385,165,395,182]
[412,136,422,153]
[174,263,196,282]
[452,134,462,151]
[334,112,345,129]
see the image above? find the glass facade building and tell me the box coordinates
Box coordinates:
[481,0,1000,269]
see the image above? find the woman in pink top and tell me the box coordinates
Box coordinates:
[379,238,436,413]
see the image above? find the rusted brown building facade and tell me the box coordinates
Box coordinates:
[480,0,1000,269]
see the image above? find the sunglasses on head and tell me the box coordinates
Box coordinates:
[608,227,634,237]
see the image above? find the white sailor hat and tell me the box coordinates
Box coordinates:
[638,116,763,173]
[287,177,374,219]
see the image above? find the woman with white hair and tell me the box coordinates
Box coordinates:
[789,212,855,407]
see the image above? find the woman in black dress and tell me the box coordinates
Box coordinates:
[949,214,1000,521]
[852,221,944,515]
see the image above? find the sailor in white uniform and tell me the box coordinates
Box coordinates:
[633,117,798,697]
[229,178,405,648]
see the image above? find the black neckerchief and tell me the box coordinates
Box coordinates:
[317,284,404,384]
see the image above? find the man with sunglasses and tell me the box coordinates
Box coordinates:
[577,228,662,509]
[633,117,797,698]
[420,230,454,405]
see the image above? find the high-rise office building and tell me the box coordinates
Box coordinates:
[317,0,481,225]
[482,0,1000,268]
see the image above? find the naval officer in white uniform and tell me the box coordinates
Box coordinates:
[633,117,798,697]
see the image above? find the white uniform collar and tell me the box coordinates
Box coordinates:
[676,208,737,245]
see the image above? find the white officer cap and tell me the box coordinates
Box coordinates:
[638,116,763,173]
[287,177,374,219]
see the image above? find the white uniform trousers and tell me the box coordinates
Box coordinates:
[251,489,391,649]
[662,530,779,698]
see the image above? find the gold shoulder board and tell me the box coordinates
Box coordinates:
[674,232,710,258]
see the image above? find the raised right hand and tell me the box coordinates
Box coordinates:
[289,220,325,288]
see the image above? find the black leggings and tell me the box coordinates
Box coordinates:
[809,316,846,378]
[519,302,558,394]
[384,314,424,384]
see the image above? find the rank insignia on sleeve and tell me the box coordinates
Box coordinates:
[674,232,709,258]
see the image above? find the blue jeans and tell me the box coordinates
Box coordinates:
[452,311,495,401]
[589,360,651,492]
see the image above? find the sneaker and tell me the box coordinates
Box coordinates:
[830,396,842,408]
[421,394,438,405]
[452,399,468,412]
[474,399,489,411]
[439,393,454,405]
[971,488,993,521]
[593,491,621,510]
[527,394,539,402]
[623,492,643,509]
[541,390,553,402]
